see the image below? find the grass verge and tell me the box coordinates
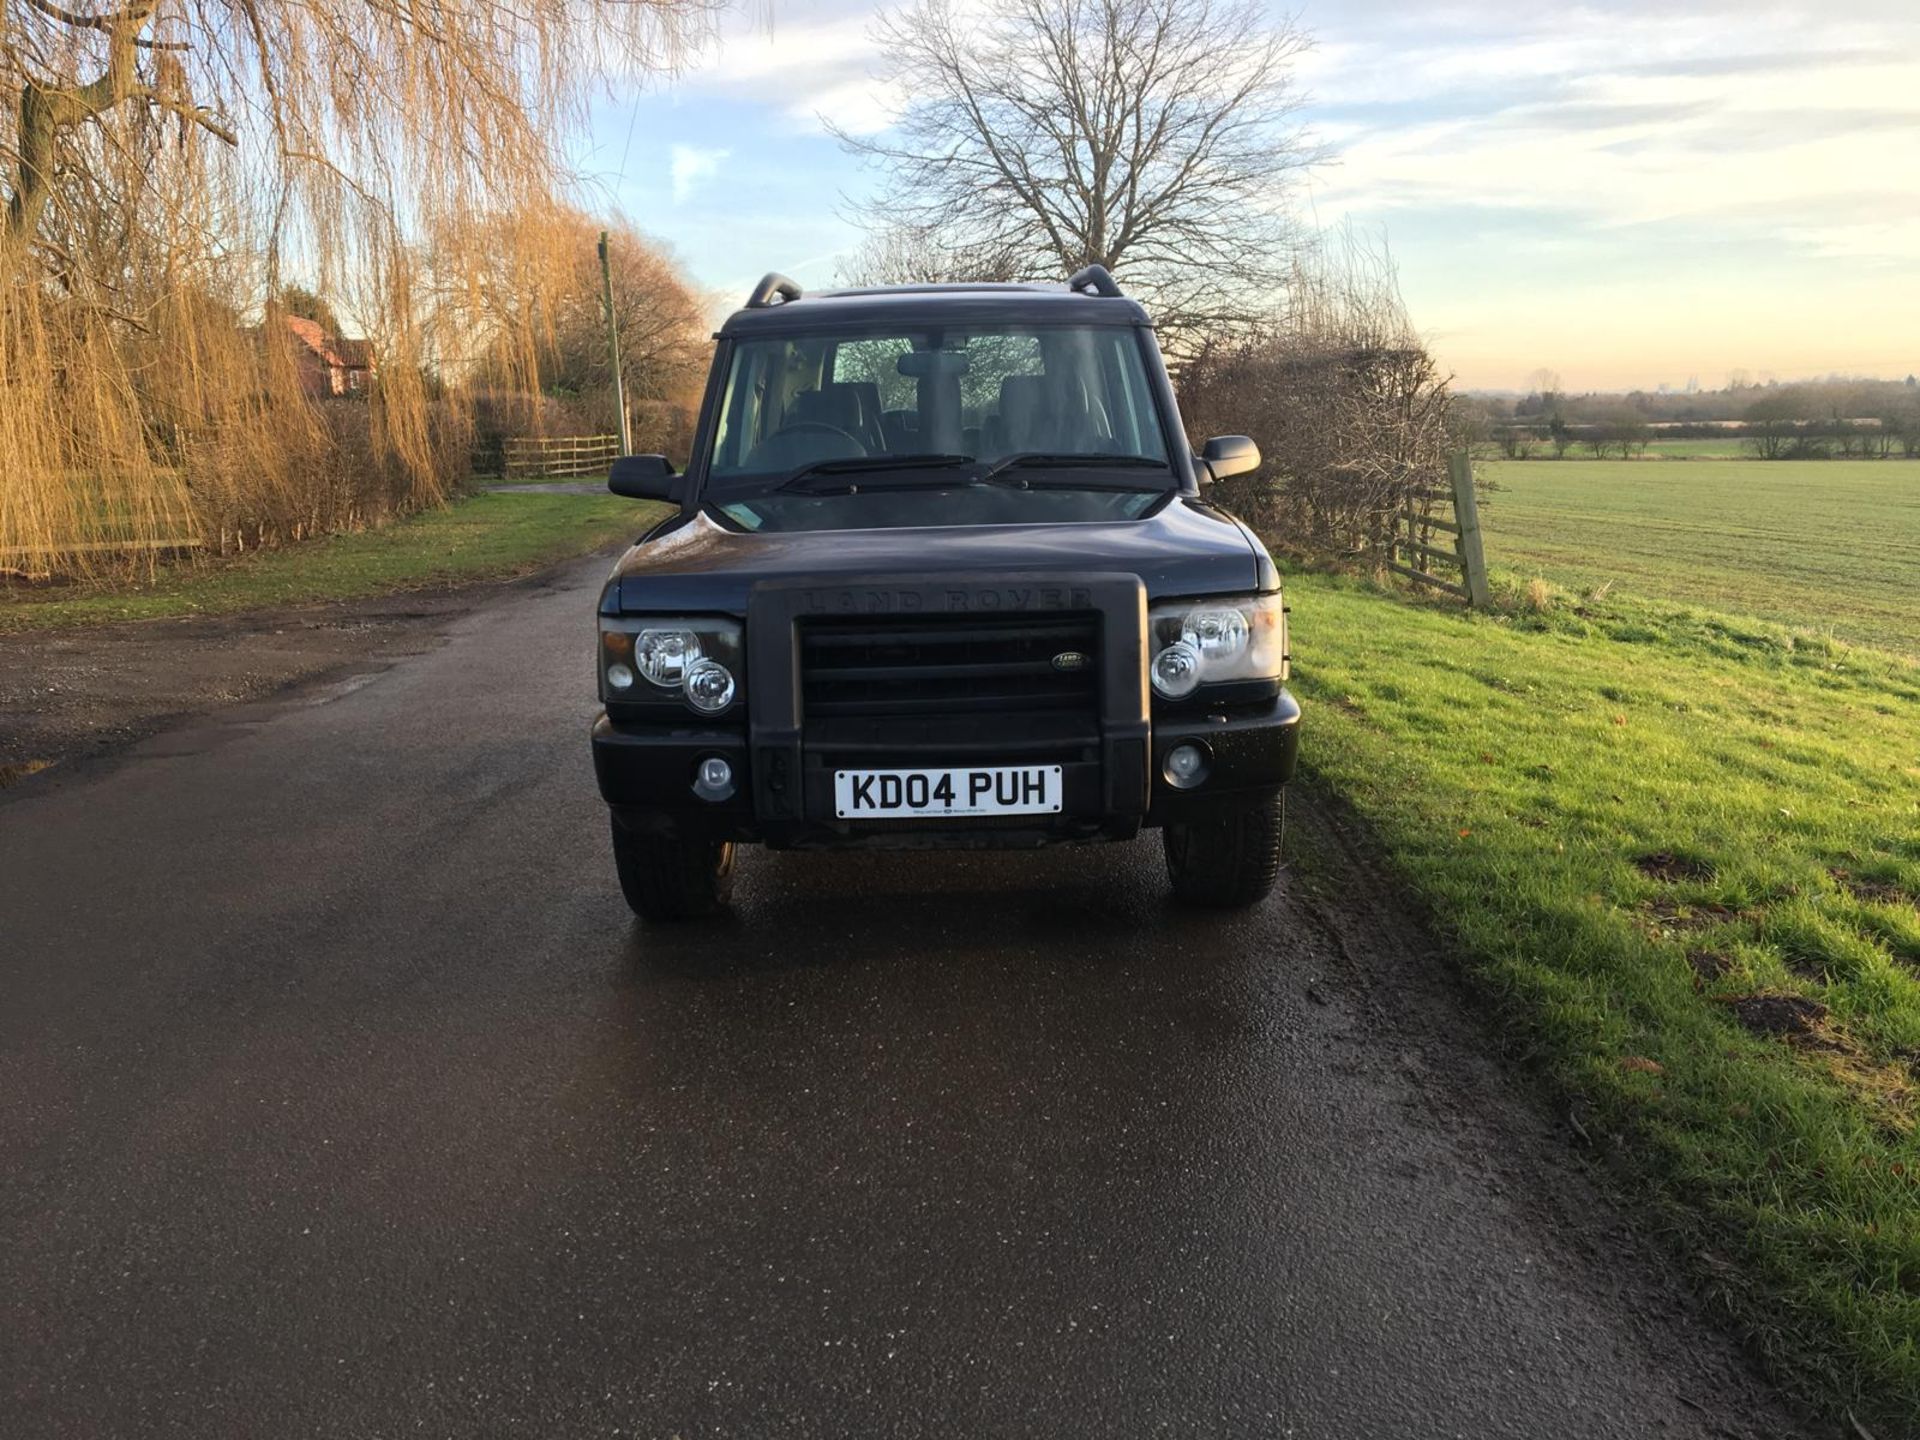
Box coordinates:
[1288,568,1920,1430]
[0,491,655,633]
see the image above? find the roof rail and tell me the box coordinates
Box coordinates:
[1066,263,1122,298]
[746,272,802,308]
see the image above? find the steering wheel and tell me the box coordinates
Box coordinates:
[770,419,864,449]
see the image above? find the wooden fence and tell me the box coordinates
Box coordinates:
[1380,452,1491,607]
[0,484,205,578]
[502,434,621,480]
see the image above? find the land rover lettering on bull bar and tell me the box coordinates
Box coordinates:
[589,264,1302,919]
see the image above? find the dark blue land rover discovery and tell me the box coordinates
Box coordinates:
[590,266,1299,919]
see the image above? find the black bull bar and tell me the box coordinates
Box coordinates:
[744,573,1151,827]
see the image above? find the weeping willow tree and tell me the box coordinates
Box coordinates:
[1,0,712,574]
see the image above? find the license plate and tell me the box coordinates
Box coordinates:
[834,765,1063,819]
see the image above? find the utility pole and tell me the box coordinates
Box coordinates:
[598,230,632,456]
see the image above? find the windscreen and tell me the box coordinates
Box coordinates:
[706,324,1170,488]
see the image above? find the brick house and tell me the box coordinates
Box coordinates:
[283,315,373,397]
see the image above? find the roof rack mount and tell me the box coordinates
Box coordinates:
[747,272,802,308]
[1066,263,1122,298]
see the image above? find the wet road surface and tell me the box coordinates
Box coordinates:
[0,556,1811,1438]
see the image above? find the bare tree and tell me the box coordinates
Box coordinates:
[1743,393,1800,460]
[451,207,708,447]
[833,0,1315,350]
[537,219,706,410]
[1545,418,1569,459]
[834,222,1022,287]
[1177,234,1459,558]
[1497,426,1538,460]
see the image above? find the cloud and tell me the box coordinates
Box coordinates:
[1302,9,1920,266]
[662,8,897,135]
[1615,45,1889,82]
[1483,100,1724,135]
[669,144,730,203]
[1280,1,1920,383]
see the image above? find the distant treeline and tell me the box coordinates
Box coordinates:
[1462,375,1920,460]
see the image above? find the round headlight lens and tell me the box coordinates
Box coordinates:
[1151,640,1202,698]
[606,662,635,691]
[683,658,737,713]
[1182,607,1249,661]
[634,629,701,688]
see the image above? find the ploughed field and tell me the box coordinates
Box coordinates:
[1476,459,1920,655]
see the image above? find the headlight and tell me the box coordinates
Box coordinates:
[1147,593,1286,698]
[600,616,744,712]
[682,658,736,713]
[634,629,701,689]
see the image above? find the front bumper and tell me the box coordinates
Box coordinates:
[594,570,1297,849]
[591,688,1300,848]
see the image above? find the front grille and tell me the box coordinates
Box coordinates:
[799,613,1099,720]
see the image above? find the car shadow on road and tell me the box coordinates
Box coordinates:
[619,837,1264,981]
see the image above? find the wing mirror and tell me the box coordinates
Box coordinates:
[608,454,680,502]
[1198,435,1260,482]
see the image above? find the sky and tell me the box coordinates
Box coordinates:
[575,0,1920,392]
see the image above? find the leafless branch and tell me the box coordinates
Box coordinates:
[833,0,1317,351]
[1177,231,1462,558]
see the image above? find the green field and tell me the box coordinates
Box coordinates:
[0,490,654,632]
[1478,460,1920,654]
[1290,571,1920,1426]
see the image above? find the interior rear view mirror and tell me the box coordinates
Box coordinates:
[896,350,972,379]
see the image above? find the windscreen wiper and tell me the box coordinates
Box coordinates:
[971,452,1173,490]
[775,453,972,493]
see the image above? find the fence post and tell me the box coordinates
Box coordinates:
[1447,451,1491,608]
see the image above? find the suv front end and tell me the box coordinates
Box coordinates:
[590,266,1299,918]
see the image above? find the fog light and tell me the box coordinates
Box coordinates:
[692,755,735,802]
[683,658,736,713]
[1163,741,1210,789]
[606,662,635,691]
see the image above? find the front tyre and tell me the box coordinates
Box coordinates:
[1163,791,1285,908]
[611,817,736,920]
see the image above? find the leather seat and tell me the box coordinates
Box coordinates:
[837,381,888,453]
[881,409,918,450]
[987,375,1103,454]
[788,384,867,440]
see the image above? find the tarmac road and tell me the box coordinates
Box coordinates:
[0,554,1814,1439]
